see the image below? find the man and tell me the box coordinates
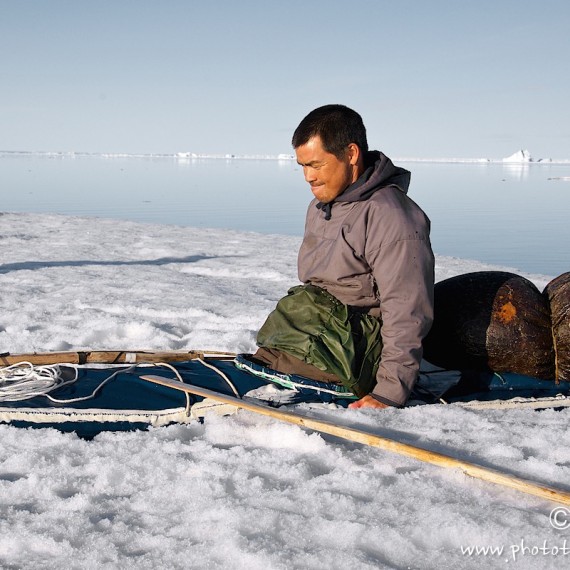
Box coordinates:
[254,104,434,409]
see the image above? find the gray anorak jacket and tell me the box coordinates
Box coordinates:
[297,151,434,407]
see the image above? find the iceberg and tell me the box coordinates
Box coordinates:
[503,149,533,163]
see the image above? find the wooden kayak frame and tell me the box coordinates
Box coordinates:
[0,349,236,366]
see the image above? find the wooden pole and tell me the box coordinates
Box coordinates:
[141,373,570,507]
[0,350,236,366]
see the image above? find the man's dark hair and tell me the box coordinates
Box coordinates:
[291,104,368,158]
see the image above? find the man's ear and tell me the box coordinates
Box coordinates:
[347,143,361,165]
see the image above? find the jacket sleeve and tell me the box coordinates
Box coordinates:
[365,213,435,407]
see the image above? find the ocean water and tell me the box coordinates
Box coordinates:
[1,153,569,276]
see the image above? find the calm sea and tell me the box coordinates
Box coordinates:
[1,154,569,276]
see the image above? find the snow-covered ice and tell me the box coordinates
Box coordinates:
[0,213,567,569]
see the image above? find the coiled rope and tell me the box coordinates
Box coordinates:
[0,362,79,402]
[0,361,136,404]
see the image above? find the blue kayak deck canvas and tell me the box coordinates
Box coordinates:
[1,357,569,438]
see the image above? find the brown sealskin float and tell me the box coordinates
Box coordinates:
[423,271,565,380]
[544,272,570,382]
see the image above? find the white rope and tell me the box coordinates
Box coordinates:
[46,365,138,404]
[0,361,141,404]
[0,362,79,402]
[195,358,241,397]
[455,394,570,410]
[133,360,240,413]
[148,362,193,413]
[0,359,240,415]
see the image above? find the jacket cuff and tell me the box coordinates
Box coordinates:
[369,393,404,408]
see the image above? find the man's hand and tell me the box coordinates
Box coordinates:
[348,395,389,410]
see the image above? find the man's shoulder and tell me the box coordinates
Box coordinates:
[350,187,425,222]
[361,188,431,241]
[366,185,417,209]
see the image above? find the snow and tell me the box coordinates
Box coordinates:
[0,212,568,569]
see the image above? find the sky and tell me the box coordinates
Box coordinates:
[1,0,569,159]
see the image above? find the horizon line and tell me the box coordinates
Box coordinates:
[1,149,569,165]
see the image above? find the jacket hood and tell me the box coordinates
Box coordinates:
[316,151,411,220]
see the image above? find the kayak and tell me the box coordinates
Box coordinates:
[1,350,569,438]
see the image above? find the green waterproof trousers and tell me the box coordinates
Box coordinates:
[256,284,383,398]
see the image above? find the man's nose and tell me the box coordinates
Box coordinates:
[303,166,316,183]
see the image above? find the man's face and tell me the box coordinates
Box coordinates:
[295,136,360,203]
